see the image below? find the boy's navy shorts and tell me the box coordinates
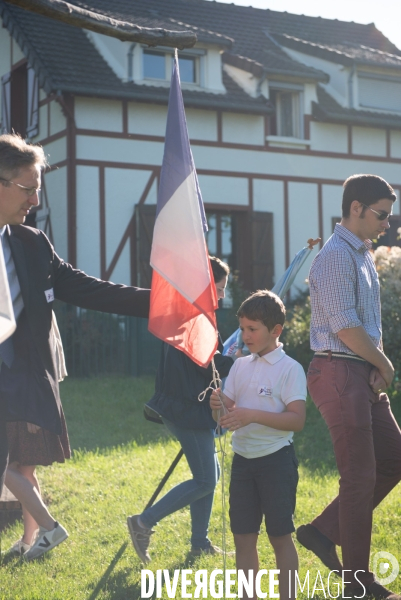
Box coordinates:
[229,443,298,537]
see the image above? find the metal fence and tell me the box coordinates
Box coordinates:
[53,303,162,378]
[53,304,234,378]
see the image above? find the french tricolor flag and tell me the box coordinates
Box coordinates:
[148,52,218,367]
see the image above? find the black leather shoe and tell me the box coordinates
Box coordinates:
[296,524,343,573]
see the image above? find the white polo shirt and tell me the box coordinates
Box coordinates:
[224,343,307,459]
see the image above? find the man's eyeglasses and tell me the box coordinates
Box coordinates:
[0,177,41,197]
[360,203,392,221]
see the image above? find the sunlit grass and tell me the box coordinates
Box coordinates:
[0,378,400,599]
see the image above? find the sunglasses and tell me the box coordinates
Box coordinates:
[360,203,392,221]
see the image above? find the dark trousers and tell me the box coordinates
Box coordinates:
[307,356,401,588]
[0,418,8,495]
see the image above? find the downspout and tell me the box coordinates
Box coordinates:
[127,43,136,82]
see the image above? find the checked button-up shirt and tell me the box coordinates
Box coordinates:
[309,223,382,354]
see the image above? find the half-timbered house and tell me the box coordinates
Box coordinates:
[1,0,401,296]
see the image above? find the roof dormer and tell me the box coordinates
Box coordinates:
[85,22,232,94]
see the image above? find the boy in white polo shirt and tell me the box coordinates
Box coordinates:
[210,290,306,600]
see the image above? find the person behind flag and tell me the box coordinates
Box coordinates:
[210,290,306,600]
[127,257,234,563]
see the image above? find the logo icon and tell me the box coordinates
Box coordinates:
[372,551,399,585]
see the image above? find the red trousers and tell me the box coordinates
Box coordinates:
[307,355,401,588]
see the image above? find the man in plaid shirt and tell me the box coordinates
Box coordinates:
[297,175,401,600]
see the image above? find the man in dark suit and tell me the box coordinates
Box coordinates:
[0,133,150,559]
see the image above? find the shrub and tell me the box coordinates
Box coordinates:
[373,246,401,379]
[281,290,313,371]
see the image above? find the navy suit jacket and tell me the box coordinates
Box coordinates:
[0,225,150,434]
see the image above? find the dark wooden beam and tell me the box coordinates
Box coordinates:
[3,0,197,49]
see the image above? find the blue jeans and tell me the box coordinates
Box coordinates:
[140,419,220,549]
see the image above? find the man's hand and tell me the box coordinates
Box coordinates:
[378,363,394,389]
[369,367,393,394]
[27,422,41,434]
[337,326,394,388]
[219,407,254,431]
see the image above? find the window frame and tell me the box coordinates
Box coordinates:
[141,46,205,86]
[269,82,304,139]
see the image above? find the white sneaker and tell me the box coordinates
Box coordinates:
[4,538,30,556]
[23,522,68,561]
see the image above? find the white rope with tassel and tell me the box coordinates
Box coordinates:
[198,358,229,574]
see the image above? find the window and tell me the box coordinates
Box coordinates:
[1,63,39,138]
[206,213,234,269]
[177,56,196,84]
[359,75,401,113]
[270,89,302,138]
[143,50,165,80]
[143,49,199,84]
[206,212,235,308]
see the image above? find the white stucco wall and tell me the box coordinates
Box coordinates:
[310,122,348,153]
[198,175,248,205]
[76,166,100,277]
[288,182,319,293]
[43,167,68,259]
[186,108,218,142]
[322,184,343,243]
[76,135,164,165]
[128,103,167,137]
[222,113,265,145]
[144,177,158,205]
[44,137,67,166]
[390,131,401,159]
[36,105,48,141]
[304,83,318,115]
[109,242,130,286]
[75,97,123,132]
[49,99,67,136]
[204,47,226,93]
[352,126,386,157]
[105,168,154,283]
[192,144,401,186]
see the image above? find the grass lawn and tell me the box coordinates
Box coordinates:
[0,377,400,599]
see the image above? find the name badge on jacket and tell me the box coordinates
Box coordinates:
[44,288,54,303]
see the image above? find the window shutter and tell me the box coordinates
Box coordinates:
[1,72,11,134]
[26,65,39,138]
[359,77,401,113]
[135,204,156,287]
[251,211,274,290]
